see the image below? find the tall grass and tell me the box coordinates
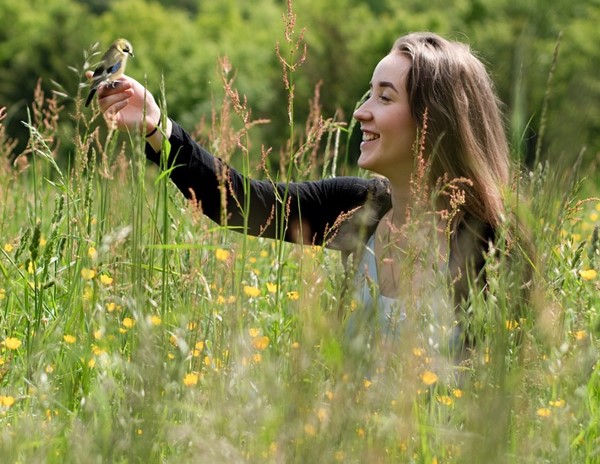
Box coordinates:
[1,4,599,463]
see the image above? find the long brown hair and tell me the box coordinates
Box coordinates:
[393,32,510,230]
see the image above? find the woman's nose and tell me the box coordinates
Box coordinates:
[353,102,370,121]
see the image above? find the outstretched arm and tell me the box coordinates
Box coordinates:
[147,120,384,246]
[92,74,389,248]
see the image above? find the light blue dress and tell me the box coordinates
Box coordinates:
[345,235,462,356]
[345,235,406,342]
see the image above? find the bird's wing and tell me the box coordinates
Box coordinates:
[105,60,122,76]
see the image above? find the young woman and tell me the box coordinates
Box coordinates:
[91,32,513,351]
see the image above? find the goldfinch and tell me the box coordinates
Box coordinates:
[85,38,134,107]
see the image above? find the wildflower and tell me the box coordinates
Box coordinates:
[550,399,566,408]
[436,395,454,406]
[536,407,552,418]
[420,370,438,386]
[100,274,113,285]
[149,315,162,326]
[251,336,270,351]
[573,330,587,341]
[3,337,22,350]
[505,320,519,330]
[356,428,366,438]
[106,302,116,312]
[317,408,329,423]
[452,389,463,398]
[287,290,300,300]
[266,282,278,293]
[215,248,231,261]
[243,286,261,298]
[63,334,77,344]
[187,321,197,330]
[88,247,98,260]
[87,358,96,368]
[325,390,334,401]
[248,328,260,338]
[81,268,96,280]
[92,345,105,356]
[252,353,262,364]
[83,287,93,300]
[412,347,425,357]
[122,317,135,329]
[304,424,317,437]
[27,261,35,274]
[195,341,205,351]
[0,289,5,300]
[363,379,373,390]
[183,372,200,387]
[579,269,597,281]
[291,341,300,349]
[3,243,13,253]
[260,250,268,258]
[0,395,15,408]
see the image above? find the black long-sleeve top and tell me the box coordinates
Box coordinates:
[145,121,393,255]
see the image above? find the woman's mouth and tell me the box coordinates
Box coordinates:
[362,131,379,142]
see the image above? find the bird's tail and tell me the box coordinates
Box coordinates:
[85,88,97,107]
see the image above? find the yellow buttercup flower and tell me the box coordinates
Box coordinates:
[251,336,270,351]
[536,407,552,418]
[183,372,199,387]
[436,395,454,406]
[3,337,22,350]
[420,370,438,386]
[287,291,300,301]
[81,268,96,280]
[215,248,231,261]
[0,395,15,408]
[266,282,278,293]
[100,274,113,285]
[579,269,597,281]
[88,247,98,259]
[63,334,77,344]
[248,328,260,338]
[243,286,261,298]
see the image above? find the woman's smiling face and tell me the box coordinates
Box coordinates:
[353,52,417,184]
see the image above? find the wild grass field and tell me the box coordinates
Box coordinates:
[1,8,600,464]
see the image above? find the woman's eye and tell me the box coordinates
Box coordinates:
[378,94,391,102]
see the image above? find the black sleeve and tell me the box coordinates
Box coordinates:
[145,121,385,247]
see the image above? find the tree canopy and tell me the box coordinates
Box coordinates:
[1,0,599,169]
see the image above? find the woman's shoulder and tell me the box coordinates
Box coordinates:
[326,176,391,253]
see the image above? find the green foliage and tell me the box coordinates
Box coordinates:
[0,3,600,460]
[1,0,600,169]
[0,53,599,461]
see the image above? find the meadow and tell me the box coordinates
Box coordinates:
[1,8,600,464]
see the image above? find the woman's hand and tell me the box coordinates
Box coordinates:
[85,71,157,131]
[85,72,170,150]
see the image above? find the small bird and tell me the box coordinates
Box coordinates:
[85,38,134,107]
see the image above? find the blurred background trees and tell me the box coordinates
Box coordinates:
[1,0,599,172]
